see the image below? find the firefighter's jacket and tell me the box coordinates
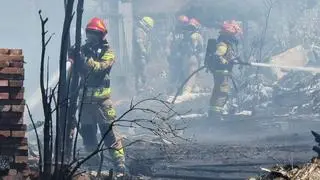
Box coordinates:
[205,34,238,73]
[68,40,115,99]
[190,31,204,58]
[133,26,152,58]
[168,28,204,59]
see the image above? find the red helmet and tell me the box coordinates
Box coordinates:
[86,17,108,36]
[178,15,189,24]
[189,18,201,29]
[221,20,242,35]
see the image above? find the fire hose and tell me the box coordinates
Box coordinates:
[171,60,320,104]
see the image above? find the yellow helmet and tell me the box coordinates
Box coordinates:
[140,16,154,30]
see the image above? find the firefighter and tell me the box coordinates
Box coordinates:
[183,18,204,95]
[133,16,154,94]
[68,17,127,176]
[167,15,204,96]
[166,15,190,94]
[205,20,242,120]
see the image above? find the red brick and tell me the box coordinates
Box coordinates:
[0,86,24,92]
[0,61,10,67]
[0,112,23,119]
[0,67,24,75]
[0,49,10,55]
[10,163,28,170]
[0,92,9,99]
[22,169,30,177]
[15,156,28,163]
[0,137,28,146]
[8,169,17,176]
[10,62,24,68]
[17,145,28,150]
[9,49,22,55]
[0,75,24,80]
[2,175,17,180]
[0,130,10,137]
[0,148,28,156]
[11,105,24,112]
[0,99,25,105]
[0,144,27,151]
[11,131,25,137]
[0,80,9,86]
[0,61,23,68]
[0,118,23,125]
[0,105,11,112]
[0,55,23,61]
[8,88,24,99]
[9,80,23,87]
[10,91,24,100]
[0,124,26,131]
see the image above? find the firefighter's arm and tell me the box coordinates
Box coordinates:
[191,32,205,57]
[165,32,173,56]
[215,42,229,64]
[87,50,115,71]
[67,45,76,65]
[136,29,147,54]
[191,32,202,48]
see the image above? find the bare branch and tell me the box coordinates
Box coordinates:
[67,95,187,176]
[45,33,55,46]
[46,56,49,97]
[38,9,53,177]
[70,0,84,162]
[26,104,43,172]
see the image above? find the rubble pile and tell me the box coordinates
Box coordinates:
[227,70,320,116]
[251,131,320,180]
[253,158,320,180]
[273,72,316,107]
[232,73,274,113]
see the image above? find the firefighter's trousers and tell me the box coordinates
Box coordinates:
[134,54,148,93]
[167,53,198,94]
[80,90,125,168]
[209,70,230,118]
[167,53,183,94]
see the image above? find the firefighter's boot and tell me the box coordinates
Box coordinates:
[208,106,224,121]
[110,148,129,178]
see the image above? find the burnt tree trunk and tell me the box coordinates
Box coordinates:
[39,11,52,178]
[67,0,84,162]
[55,0,74,177]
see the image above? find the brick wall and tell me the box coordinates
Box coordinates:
[0,49,28,179]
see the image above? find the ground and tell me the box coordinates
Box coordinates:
[106,67,320,179]
[116,107,319,179]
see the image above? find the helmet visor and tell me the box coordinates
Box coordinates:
[86,30,104,44]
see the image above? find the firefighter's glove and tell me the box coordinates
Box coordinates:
[220,57,229,64]
[87,57,100,71]
[204,62,210,73]
[141,48,148,57]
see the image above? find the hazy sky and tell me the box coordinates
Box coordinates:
[0,0,65,99]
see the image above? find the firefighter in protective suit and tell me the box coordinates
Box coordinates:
[133,16,154,94]
[205,20,242,119]
[184,18,204,95]
[167,15,204,95]
[68,18,127,176]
